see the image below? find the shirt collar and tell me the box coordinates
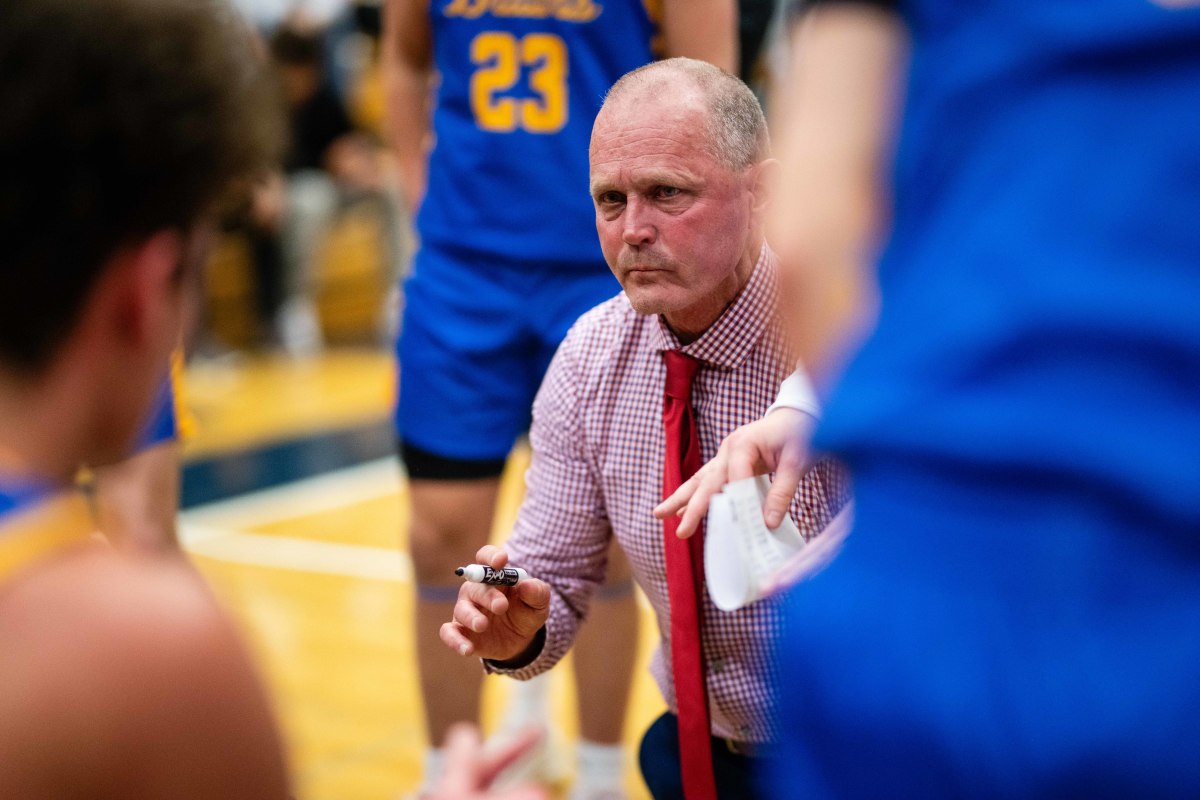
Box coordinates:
[653,242,779,371]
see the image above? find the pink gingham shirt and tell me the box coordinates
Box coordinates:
[496,245,851,743]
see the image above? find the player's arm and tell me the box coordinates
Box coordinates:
[657,3,906,531]
[769,1,906,383]
[660,0,738,72]
[382,0,435,212]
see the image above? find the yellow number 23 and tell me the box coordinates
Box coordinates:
[470,32,568,134]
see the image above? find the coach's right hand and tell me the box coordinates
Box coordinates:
[440,545,551,662]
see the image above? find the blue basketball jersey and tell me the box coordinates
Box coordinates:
[0,478,50,521]
[770,2,1200,795]
[418,0,659,267]
[817,0,1200,532]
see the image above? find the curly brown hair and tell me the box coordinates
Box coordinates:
[0,0,285,372]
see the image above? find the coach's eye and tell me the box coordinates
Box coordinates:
[656,186,681,199]
[598,191,625,206]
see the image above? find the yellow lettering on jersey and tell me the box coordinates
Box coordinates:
[521,34,568,133]
[470,31,569,134]
[445,0,489,19]
[445,0,602,23]
[471,32,520,132]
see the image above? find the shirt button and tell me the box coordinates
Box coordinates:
[739,725,752,737]
[710,658,725,674]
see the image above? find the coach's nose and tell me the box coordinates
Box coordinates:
[622,197,656,247]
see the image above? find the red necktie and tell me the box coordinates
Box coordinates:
[661,350,718,800]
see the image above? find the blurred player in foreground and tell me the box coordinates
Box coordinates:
[0,1,540,797]
[383,0,735,795]
[660,0,1200,795]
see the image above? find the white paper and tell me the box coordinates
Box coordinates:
[704,476,853,611]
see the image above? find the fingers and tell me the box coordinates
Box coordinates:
[492,787,549,800]
[513,578,551,613]
[432,723,547,800]
[434,723,482,796]
[464,580,510,615]
[763,460,804,530]
[674,465,727,539]
[440,620,476,657]
[454,582,508,635]
[476,724,544,787]
[475,544,508,569]
[654,472,701,519]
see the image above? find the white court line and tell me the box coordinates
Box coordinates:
[181,522,413,582]
[179,459,412,581]
[182,456,405,529]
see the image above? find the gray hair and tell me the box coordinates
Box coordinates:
[602,57,770,170]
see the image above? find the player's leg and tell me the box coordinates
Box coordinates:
[396,250,531,788]
[403,449,505,749]
[278,168,337,355]
[571,542,638,799]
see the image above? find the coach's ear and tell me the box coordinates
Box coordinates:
[749,158,780,219]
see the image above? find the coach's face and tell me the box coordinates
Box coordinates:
[590,93,759,339]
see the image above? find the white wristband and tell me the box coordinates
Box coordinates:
[766,368,821,419]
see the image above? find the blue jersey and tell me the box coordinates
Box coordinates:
[0,479,50,520]
[770,1,1200,796]
[818,0,1200,532]
[418,0,658,267]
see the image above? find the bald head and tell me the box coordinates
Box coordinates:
[599,57,770,171]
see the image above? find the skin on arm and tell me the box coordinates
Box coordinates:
[768,4,906,384]
[382,0,434,211]
[656,6,906,533]
[0,552,290,799]
[661,0,738,72]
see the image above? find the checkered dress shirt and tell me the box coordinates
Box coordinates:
[494,245,851,743]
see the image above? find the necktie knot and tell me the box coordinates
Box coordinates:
[662,350,700,402]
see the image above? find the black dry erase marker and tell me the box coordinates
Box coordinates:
[455,564,530,586]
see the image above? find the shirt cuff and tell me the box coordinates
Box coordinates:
[766,369,822,419]
[482,626,547,674]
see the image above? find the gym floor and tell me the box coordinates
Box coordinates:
[177,349,665,799]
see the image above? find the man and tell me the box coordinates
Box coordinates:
[663,1,1200,796]
[0,1,538,797]
[440,59,851,800]
[382,1,737,795]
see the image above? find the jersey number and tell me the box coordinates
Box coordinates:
[470,32,568,134]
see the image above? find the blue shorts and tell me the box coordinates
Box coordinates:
[395,247,618,463]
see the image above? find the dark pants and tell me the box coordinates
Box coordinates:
[638,712,769,800]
